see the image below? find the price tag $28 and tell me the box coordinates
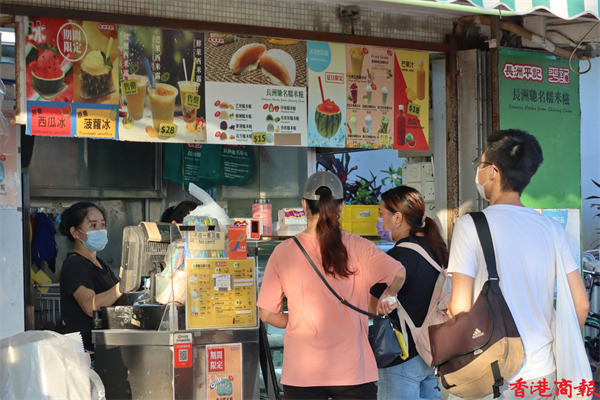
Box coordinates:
[159,123,177,138]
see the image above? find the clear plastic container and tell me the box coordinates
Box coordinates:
[252,199,272,236]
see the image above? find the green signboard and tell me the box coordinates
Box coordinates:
[498,49,580,210]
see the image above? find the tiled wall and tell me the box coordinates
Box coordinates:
[3,0,455,43]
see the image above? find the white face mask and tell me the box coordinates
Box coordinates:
[475,165,493,201]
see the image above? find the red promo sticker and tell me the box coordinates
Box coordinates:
[263,103,269,110]
[0,154,5,162]
[174,342,193,369]
[387,50,393,56]
[215,111,221,117]
[207,348,225,372]
[371,84,377,90]
[215,131,221,137]
[29,105,72,136]
[214,100,221,107]
[362,47,369,54]
[229,375,234,381]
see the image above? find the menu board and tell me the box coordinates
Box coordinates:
[345,45,394,149]
[206,343,243,400]
[307,42,346,147]
[204,34,307,146]
[186,258,257,329]
[25,18,119,139]
[394,50,430,151]
[118,25,206,143]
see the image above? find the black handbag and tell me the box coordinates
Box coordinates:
[292,237,403,368]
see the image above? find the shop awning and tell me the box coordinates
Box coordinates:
[435,0,600,20]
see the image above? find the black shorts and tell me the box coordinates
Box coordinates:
[283,382,377,400]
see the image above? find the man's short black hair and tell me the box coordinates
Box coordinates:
[484,129,543,194]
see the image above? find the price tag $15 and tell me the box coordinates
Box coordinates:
[159,123,177,138]
[252,132,267,145]
[184,93,201,109]
[407,102,421,118]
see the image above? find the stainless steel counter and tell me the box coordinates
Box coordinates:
[93,329,260,400]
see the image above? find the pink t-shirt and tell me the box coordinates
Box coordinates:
[257,231,404,387]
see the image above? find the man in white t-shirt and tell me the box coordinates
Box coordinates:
[447,129,589,400]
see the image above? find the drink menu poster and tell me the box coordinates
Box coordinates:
[118,25,206,143]
[307,42,346,148]
[186,258,257,330]
[394,50,429,151]
[345,45,394,149]
[204,34,307,146]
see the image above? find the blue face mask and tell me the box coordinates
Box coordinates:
[78,228,108,252]
[377,214,401,242]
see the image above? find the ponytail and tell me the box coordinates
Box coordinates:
[305,187,352,278]
[410,217,449,268]
[381,186,449,268]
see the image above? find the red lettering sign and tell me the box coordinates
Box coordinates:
[502,62,544,82]
[325,72,345,84]
[207,348,225,372]
[548,66,570,84]
[29,105,72,136]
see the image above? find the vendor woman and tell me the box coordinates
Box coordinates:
[59,202,122,351]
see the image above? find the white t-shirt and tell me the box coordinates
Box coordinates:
[448,205,578,382]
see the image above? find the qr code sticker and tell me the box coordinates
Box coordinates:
[179,349,188,362]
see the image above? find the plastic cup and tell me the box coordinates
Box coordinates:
[365,85,373,104]
[350,48,364,77]
[125,75,148,120]
[149,83,179,131]
[382,87,389,106]
[365,115,372,134]
[178,81,200,123]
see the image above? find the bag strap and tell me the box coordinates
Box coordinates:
[292,236,383,320]
[395,242,442,333]
[397,242,443,273]
[468,212,501,294]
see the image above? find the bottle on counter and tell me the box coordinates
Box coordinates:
[252,199,272,236]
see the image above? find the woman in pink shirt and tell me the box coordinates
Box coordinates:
[258,171,406,400]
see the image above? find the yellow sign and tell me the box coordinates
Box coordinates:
[407,102,421,118]
[75,107,117,138]
[379,133,390,145]
[186,258,257,330]
[206,343,243,400]
[251,132,267,145]
[184,93,201,109]
[159,123,177,137]
[120,80,138,95]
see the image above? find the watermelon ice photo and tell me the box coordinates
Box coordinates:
[29,44,66,96]
[315,98,341,138]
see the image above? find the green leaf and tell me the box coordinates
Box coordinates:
[395,180,401,186]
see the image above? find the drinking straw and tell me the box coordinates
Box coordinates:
[190,57,197,84]
[120,50,128,81]
[144,58,156,90]
[183,58,188,82]
[106,37,113,60]
[318,76,325,103]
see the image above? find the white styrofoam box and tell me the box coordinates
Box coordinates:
[422,181,435,202]
[422,162,434,182]
[402,163,421,183]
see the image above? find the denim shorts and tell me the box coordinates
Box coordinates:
[377,355,442,400]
